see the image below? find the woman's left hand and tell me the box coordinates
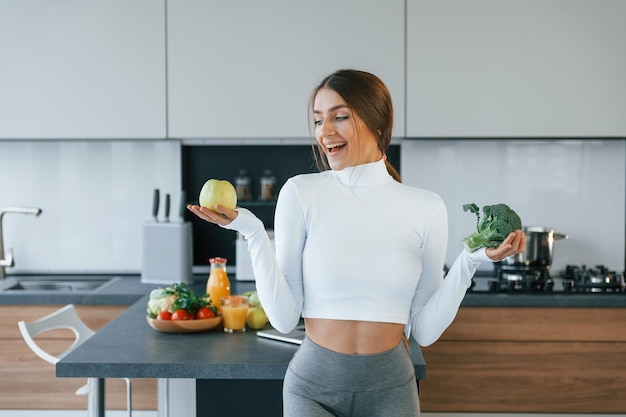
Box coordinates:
[485,230,526,261]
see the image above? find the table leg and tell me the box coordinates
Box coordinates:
[87,377,106,417]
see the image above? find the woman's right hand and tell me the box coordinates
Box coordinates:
[187,204,238,227]
[485,230,526,261]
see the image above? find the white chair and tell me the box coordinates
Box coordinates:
[18,304,132,417]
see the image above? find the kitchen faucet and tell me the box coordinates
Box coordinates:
[0,207,42,279]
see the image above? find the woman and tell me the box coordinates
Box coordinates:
[188,69,525,416]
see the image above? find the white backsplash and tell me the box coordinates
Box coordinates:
[0,140,181,273]
[401,139,625,273]
[1,138,624,275]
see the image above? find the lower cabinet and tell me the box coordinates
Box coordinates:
[419,307,626,413]
[0,305,157,410]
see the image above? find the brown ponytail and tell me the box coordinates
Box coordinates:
[385,158,401,183]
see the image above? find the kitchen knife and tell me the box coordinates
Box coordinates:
[152,188,160,222]
[164,193,171,223]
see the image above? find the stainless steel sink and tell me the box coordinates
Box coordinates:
[0,275,120,292]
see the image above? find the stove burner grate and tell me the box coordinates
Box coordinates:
[561,265,625,293]
[491,265,554,293]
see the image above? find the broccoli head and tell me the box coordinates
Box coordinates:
[462,202,522,252]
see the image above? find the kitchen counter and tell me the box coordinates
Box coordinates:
[7,272,619,416]
[0,274,255,305]
[462,291,626,307]
[0,274,155,305]
[463,271,626,307]
[0,274,624,307]
[56,293,427,417]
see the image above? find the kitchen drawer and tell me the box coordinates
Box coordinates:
[420,307,626,413]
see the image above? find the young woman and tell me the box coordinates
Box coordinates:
[188,69,525,416]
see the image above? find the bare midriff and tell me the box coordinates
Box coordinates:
[303,318,406,354]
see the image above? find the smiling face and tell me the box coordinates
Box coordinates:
[313,87,382,171]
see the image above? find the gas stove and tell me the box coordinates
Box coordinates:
[561,265,625,293]
[469,264,625,294]
[493,266,553,292]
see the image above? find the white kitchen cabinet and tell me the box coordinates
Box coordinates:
[406,0,626,137]
[0,0,166,139]
[167,0,405,139]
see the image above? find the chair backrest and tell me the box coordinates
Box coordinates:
[17,304,96,365]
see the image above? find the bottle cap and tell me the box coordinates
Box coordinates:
[209,257,227,264]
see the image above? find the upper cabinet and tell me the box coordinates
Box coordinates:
[0,1,166,140]
[406,0,626,137]
[167,0,405,139]
[5,1,621,141]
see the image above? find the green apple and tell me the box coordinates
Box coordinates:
[246,307,268,330]
[242,291,261,308]
[199,179,237,213]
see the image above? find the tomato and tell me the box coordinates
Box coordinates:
[171,309,192,320]
[195,307,216,320]
[157,311,172,320]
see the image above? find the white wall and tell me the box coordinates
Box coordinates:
[401,139,625,273]
[0,140,181,273]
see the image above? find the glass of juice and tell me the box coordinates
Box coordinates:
[221,295,250,333]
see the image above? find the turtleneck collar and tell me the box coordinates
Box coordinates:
[331,158,393,187]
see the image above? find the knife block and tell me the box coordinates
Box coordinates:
[141,221,193,284]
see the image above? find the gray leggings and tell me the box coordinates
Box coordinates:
[283,336,420,417]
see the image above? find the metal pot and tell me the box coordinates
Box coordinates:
[499,226,568,268]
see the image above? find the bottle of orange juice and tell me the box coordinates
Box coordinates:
[206,257,231,313]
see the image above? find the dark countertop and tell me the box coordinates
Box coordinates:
[0,273,624,307]
[56,292,427,380]
[463,291,626,307]
[0,274,256,306]
[465,272,626,307]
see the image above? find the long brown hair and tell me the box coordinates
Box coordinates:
[308,69,401,182]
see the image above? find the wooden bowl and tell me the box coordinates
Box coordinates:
[146,315,222,333]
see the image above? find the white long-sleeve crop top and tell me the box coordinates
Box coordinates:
[224,158,491,347]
